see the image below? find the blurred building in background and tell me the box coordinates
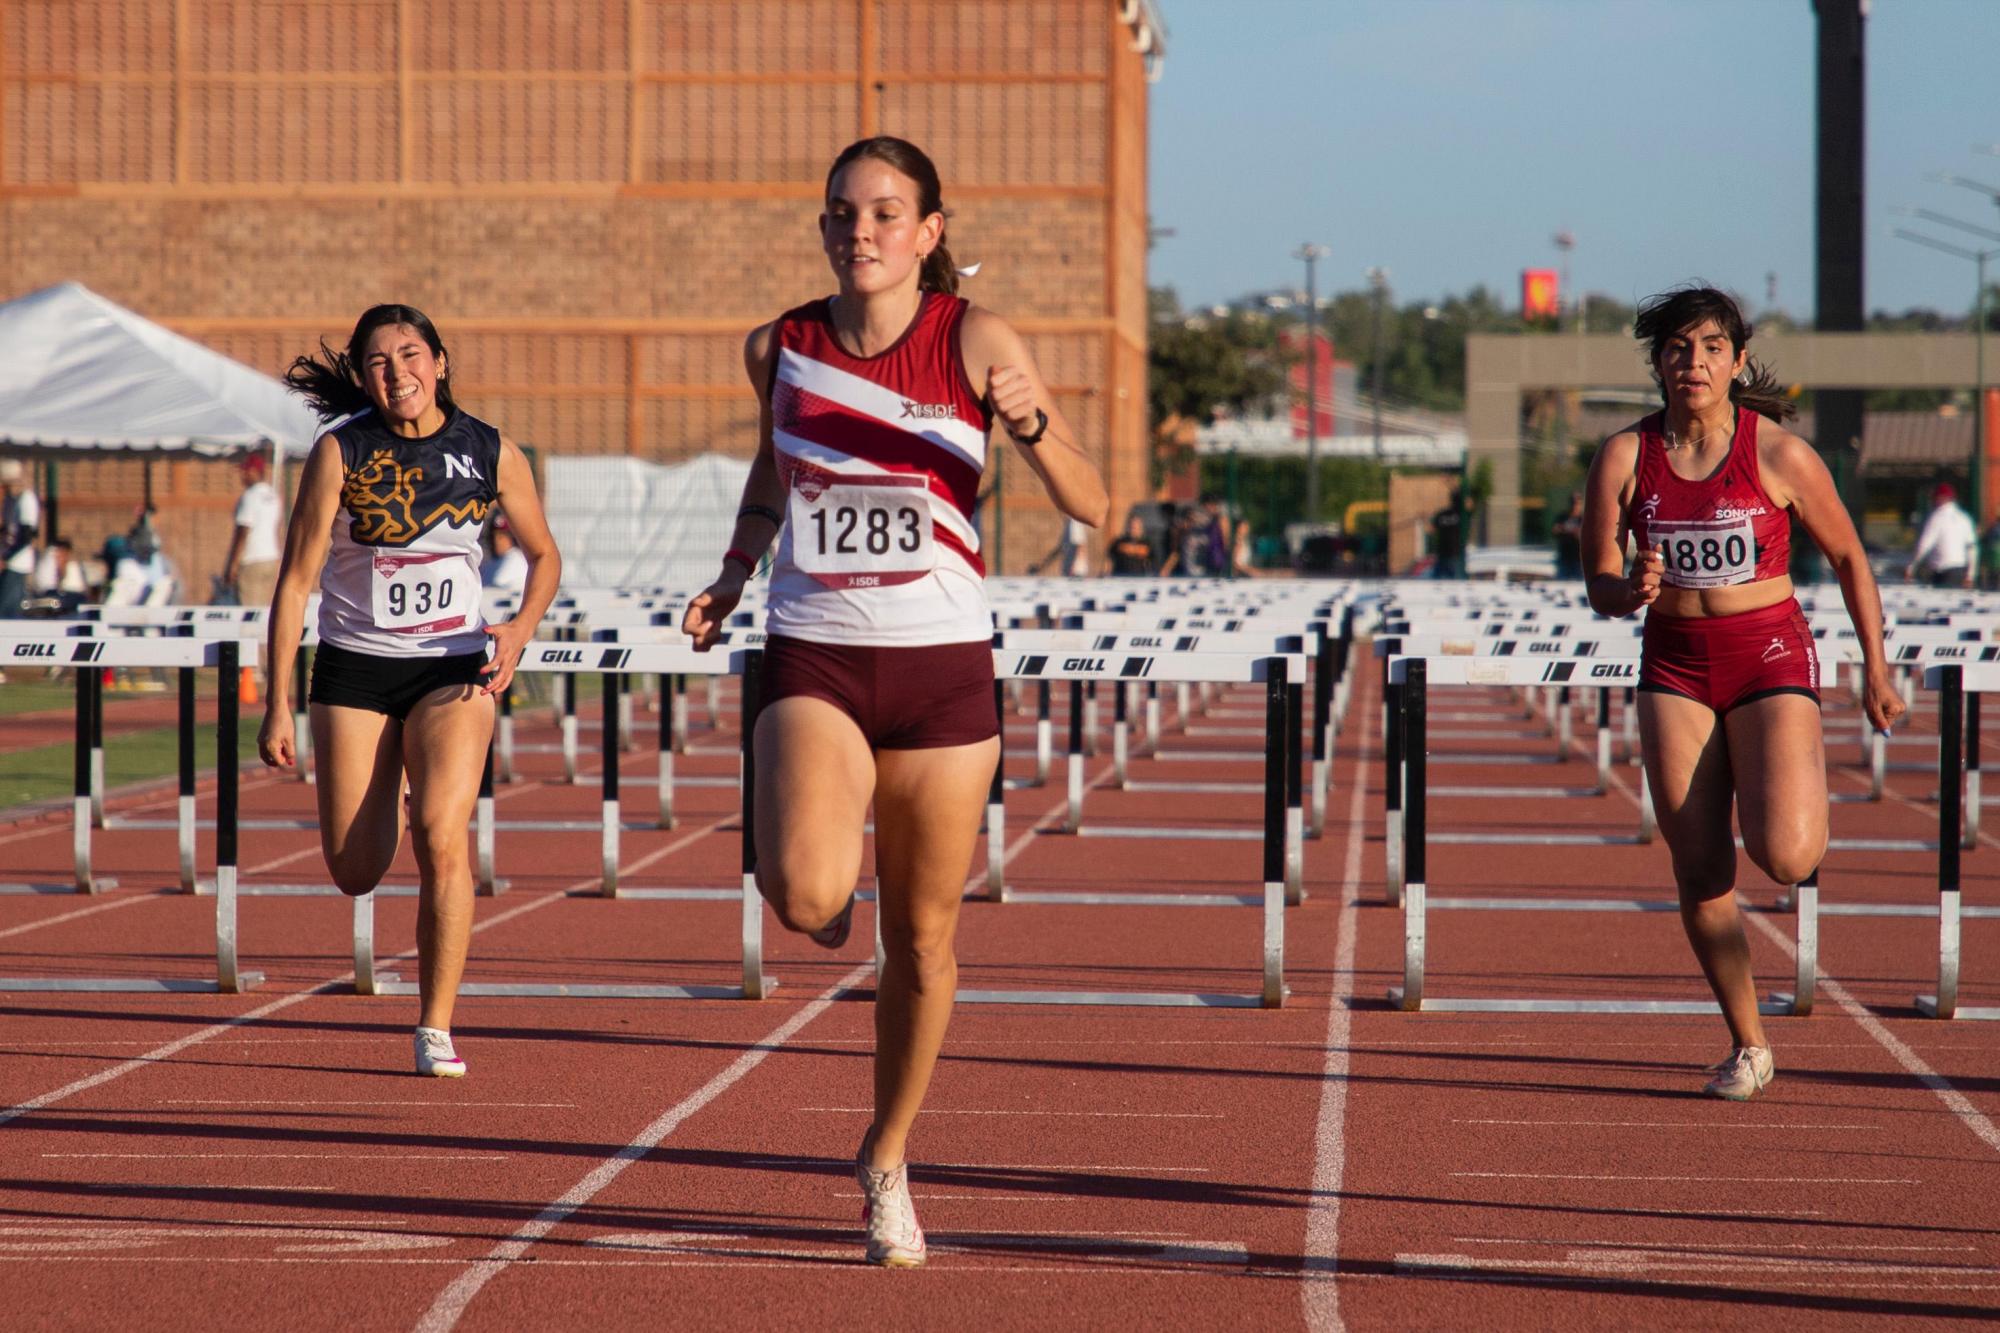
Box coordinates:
[0,0,1164,586]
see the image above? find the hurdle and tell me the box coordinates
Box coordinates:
[1384,653,1804,1016]
[964,648,1296,1008]
[0,634,263,994]
[352,642,774,1001]
[1912,664,2000,1020]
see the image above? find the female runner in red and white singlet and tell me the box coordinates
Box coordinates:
[684,137,1108,1266]
[1581,285,1903,1101]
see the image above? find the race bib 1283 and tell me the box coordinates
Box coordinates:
[788,475,935,590]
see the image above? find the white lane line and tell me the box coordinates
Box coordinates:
[1742,907,2000,1159]
[0,893,157,940]
[792,1107,1222,1119]
[1453,1172,1918,1184]
[412,962,872,1333]
[1304,687,1370,1332]
[0,809,739,1128]
[1455,1119,1880,1130]
[159,1101,578,1108]
[415,771,1119,1331]
[1454,1236,1979,1254]
[1597,754,2000,1160]
[43,1154,504,1161]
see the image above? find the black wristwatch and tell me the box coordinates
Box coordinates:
[1008,407,1049,446]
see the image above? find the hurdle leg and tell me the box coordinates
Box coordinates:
[1790,870,1818,1016]
[987,682,1008,901]
[600,672,620,897]
[1177,682,1191,732]
[1869,728,1885,799]
[561,673,579,782]
[496,684,515,783]
[353,892,379,994]
[178,666,198,893]
[1113,683,1129,787]
[214,644,260,993]
[706,675,722,730]
[1964,692,1981,851]
[1557,685,1573,751]
[1084,682,1100,756]
[1622,686,1637,763]
[476,744,505,896]
[72,666,95,892]
[672,674,689,753]
[1921,668,1963,1019]
[657,674,677,829]
[1310,637,1333,839]
[1594,691,1611,795]
[619,676,638,753]
[1383,675,1404,907]
[1390,659,1428,1010]
[1261,660,1288,1006]
[1064,682,1085,833]
[294,649,314,783]
[739,651,774,998]
[1035,681,1052,785]
[1285,677,1304,905]
[90,665,106,828]
[1145,683,1160,749]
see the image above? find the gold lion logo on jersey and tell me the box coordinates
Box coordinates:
[343,449,492,548]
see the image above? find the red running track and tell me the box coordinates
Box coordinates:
[0,670,1996,1329]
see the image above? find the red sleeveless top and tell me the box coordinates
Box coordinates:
[1628,409,1791,589]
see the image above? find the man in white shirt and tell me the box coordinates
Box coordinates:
[223,451,284,608]
[1907,481,1978,589]
[0,458,40,618]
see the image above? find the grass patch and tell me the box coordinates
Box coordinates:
[0,719,263,810]
[0,675,83,718]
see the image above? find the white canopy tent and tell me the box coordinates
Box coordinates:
[0,282,323,461]
[545,453,751,589]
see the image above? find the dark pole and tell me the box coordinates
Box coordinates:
[1295,243,1328,525]
[1814,0,1867,538]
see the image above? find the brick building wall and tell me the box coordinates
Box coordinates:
[0,0,1156,593]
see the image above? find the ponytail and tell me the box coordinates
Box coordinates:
[284,338,373,421]
[1728,356,1798,422]
[920,238,960,296]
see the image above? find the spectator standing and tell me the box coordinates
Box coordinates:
[1906,482,1976,588]
[1552,492,1585,581]
[481,520,529,594]
[1430,487,1467,579]
[31,538,87,616]
[0,459,40,617]
[1107,514,1156,575]
[224,450,284,609]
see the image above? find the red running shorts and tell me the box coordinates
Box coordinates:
[1639,597,1820,714]
[761,634,1000,750]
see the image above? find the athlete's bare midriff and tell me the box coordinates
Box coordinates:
[1650,572,1795,619]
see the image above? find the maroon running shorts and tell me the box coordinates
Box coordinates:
[1639,597,1820,714]
[761,634,1000,750]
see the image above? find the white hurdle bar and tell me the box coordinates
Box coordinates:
[0,634,264,994]
[1384,653,1806,1016]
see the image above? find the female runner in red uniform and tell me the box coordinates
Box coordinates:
[1581,285,1903,1100]
[683,137,1108,1264]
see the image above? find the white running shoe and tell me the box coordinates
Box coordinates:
[855,1145,926,1268]
[414,1027,467,1078]
[1703,1045,1773,1101]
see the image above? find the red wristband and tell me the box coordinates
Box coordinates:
[722,548,757,574]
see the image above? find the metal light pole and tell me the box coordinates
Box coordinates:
[1894,221,1997,526]
[1294,242,1328,524]
[1366,267,1388,459]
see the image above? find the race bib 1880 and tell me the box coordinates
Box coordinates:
[371,552,472,633]
[1651,516,1757,589]
[788,475,935,590]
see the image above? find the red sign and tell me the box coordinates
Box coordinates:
[1281,326,1336,439]
[1522,268,1560,322]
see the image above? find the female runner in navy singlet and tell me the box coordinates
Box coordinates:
[261,306,562,1078]
[1581,286,1903,1100]
[683,137,1109,1265]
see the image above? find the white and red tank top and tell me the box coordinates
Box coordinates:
[1629,408,1792,589]
[765,292,993,646]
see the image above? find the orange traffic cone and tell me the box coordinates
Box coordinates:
[239,666,259,706]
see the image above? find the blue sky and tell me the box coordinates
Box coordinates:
[1147,0,2000,318]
